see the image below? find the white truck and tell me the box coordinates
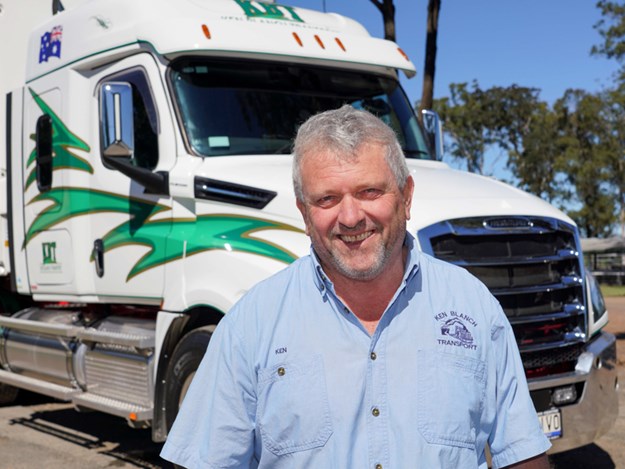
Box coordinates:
[0,0,617,451]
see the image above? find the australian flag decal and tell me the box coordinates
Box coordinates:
[39,26,63,63]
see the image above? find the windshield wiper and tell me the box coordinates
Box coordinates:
[403,149,432,158]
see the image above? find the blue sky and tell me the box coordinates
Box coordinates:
[288,1,620,107]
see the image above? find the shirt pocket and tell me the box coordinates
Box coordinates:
[257,354,333,456]
[416,349,486,448]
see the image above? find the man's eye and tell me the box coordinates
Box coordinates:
[361,188,382,199]
[317,196,337,207]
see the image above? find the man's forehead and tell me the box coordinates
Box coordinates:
[302,141,386,166]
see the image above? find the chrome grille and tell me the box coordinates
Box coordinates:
[418,216,587,377]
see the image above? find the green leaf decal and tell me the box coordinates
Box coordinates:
[26,187,302,281]
[25,187,169,246]
[25,88,92,189]
[103,214,301,281]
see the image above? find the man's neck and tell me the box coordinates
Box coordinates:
[330,245,408,335]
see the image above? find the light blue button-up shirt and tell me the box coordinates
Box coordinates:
[161,234,550,468]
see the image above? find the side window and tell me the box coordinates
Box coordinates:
[100,67,159,170]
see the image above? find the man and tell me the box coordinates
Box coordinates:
[161,105,551,468]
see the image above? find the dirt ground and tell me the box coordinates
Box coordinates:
[549,296,625,468]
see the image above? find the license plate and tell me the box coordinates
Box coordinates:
[538,408,562,439]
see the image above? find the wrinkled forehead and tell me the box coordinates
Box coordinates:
[301,140,386,167]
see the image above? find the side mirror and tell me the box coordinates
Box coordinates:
[35,114,53,192]
[101,82,134,162]
[99,81,168,195]
[421,109,444,161]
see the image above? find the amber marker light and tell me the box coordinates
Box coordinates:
[292,32,303,46]
[202,24,211,39]
[335,37,346,51]
[314,34,325,49]
[397,47,410,61]
[129,412,138,421]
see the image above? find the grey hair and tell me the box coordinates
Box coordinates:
[292,105,409,202]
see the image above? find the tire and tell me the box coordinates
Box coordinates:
[164,326,213,431]
[0,382,19,406]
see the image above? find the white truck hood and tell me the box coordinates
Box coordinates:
[194,156,574,232]
[406,160,575,231]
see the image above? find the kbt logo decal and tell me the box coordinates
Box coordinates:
[42,242,57,265]
[434,310,478,350]
[40,241,62,273]
[233,0,304,23]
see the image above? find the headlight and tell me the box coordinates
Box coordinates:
[587,271,608,336]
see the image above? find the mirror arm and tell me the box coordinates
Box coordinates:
[103,149,169,195]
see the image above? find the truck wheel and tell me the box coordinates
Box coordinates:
[164,326,213,431]
[0,382,19,405]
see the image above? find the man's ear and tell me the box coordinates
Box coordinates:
[403,175,414,220]
[296,199,310,236]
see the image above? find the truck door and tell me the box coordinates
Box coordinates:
[89,54,175,303]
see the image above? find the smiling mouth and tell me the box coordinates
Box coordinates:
[339,231,373,243]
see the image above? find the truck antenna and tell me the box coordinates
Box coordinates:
[52,0,65,15]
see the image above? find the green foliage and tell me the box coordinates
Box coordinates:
[433,81,534,174]
[599,284,625,297]
[433,82,621,237]
[553,90,618,237]
[593,0,625,79]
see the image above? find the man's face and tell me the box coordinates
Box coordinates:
[296,143,414,282]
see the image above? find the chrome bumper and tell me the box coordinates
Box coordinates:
[528,331,619,454]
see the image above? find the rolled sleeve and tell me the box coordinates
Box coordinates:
[160,313,257,469]
[488,302,551,468]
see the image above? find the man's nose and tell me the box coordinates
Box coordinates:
[337,195,364,229]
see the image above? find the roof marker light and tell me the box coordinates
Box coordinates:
[314,35,325,49]
[335,37,346,52]
[129,412,138,421]
[292,32,303,47]
[202,24,211,40]
[397,47,409,61]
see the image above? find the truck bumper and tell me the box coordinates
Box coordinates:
[529,331,619,454]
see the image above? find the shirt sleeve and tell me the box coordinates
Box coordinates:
[160,311,257,469]
[487,297,551,468]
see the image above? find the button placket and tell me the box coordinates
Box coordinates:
[367,334,389,469]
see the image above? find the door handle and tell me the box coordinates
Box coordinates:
[93,239,104,278]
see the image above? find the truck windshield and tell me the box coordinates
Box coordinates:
[169,58,433,159]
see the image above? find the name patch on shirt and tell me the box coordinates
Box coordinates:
[434,311,478,350]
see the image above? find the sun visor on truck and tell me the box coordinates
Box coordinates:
[25,0,416,82]
[148,16,417,79]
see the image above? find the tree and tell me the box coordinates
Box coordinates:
[592,0,625,80]
[504,101,565,204]
[419,0,441,117]
[554,89,618,237]
[369,0,396,41]
[433,81,543,176]
[598,87,625,236]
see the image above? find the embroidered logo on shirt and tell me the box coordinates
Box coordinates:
[275,347,287,355]
[434,311,478,350]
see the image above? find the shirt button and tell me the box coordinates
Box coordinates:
[372,407,380,417]
[375,465,383,469]
[277,367,285,376]
[370,352,377,360]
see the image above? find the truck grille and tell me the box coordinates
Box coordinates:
[418,216,586,378]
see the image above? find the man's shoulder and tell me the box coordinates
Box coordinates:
[418,250,484,285]
[226,254,314,318]
[250,254,313,293]
[416,250,500,312]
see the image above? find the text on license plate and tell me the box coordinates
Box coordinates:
[538,408,562,439]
